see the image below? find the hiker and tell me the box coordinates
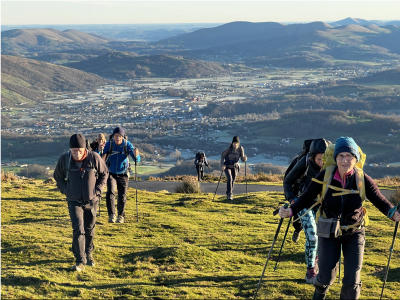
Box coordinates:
[279,137,400,300]
[283,138,330,284]
[194,152,209,182]
[54,133,108,272]
[220,136,247,200]
[90,133,107,156]
[102,126,140,224]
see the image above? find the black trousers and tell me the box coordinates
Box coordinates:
[224,167,237,195]
[196,165,204,181]
[313,229,365,300]
[68,201,97,265]
[106,173,129,217]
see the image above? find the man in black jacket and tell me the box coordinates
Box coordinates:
[54,134,109,272]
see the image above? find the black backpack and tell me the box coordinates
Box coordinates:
[195,152,204,159]
[284,139,313,198]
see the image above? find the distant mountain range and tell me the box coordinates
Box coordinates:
[154,21,400,67]
[67,51,228,79]
[2,18,400,71]
[1,55,107,106]
[329,17,400,27]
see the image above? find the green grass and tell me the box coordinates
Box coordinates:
[2,179,400,299]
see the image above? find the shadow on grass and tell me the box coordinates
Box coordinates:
[2,275,48,287]
[1,197,64,202]
[6,259,71,267]
[370,266,400,282]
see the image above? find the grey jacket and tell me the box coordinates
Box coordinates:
[54,150,109,203]
[220,145,245,168]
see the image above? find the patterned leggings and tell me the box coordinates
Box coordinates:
[297,208,318,268]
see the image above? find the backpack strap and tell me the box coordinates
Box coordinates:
[292,165,334,223]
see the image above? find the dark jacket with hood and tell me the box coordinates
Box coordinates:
[54,150,109,203]
[284,138,329,202]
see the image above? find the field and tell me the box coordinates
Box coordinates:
[1,178,400,299]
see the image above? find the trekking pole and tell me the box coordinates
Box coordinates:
[98,196,101,217]
[135,159,139,223]
[253,203,289,300]
[380,204,400,300]
[273,216,293,271]
[212,170,224,202]
[338,245,342,283]
[245,160,248,198]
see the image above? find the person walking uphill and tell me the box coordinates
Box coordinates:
[54,134,109,272]
[283,138,330,283]
[220,136,247,200]
[102,126,140,224]
[279,137,400,300]
[194,152,209,182]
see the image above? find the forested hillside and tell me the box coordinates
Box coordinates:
[67,51,228,79]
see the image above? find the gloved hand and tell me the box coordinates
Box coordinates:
[278,206,292,218]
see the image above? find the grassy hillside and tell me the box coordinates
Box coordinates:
[67,51,228,79]
[1,28,112,55]
[1,178,399,299]
[1,55,108,106]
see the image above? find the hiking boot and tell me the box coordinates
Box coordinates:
[292,231,301,243]
[228,193,233,200]
[87,254,95,267]
[312,289,326,300]
[71,263,85,272]
[108,214,117,223]
[305,267,317,284]
[116,215,124,223]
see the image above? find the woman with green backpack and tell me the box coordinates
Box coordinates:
[279,137,400,300]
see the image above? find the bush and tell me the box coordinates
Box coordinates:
[1,170,18,181]
[388,187,400,206]
[175,177,202,194]
[253,163,286,175]
[19,164,49,178]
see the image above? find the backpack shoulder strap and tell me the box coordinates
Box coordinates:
[355,167,366,201]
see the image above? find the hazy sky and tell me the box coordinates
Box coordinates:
[2,1,400,25]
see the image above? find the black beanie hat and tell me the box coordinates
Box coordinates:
[113,126,125,137]
[232,136,240,144]
[70,133,86,148]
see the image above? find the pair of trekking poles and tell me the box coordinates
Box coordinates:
[212,161,248,201]
[97,160,140,224]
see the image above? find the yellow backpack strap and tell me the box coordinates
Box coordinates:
[292,166,334,223]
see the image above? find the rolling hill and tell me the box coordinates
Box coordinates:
[156,22,400,67]
[154,21,334,49]
[1,55,108,106]
[1,28,112,56]
[67,51,228,79]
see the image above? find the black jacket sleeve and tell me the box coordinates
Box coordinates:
[290,170,325,216]
[53,152,69,196]
[283,156,308,201]
[93,152,109,197]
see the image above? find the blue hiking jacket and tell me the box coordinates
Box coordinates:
[103,140,140,174]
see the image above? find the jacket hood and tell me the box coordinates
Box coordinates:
[309,138,330,157]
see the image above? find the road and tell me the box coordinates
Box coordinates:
[128,181,395,198]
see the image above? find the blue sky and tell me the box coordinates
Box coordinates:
[2,1,400,25]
